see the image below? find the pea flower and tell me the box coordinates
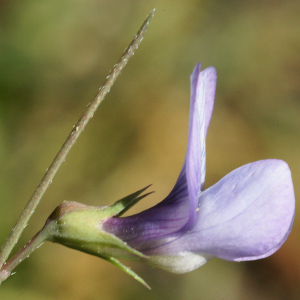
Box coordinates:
[102,63,295,273]
[20,63,294,288]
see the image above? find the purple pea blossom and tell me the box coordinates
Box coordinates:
[103,63,295,273]
[9,63,294,287]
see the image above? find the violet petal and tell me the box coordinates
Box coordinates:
[147,160,295,261]
[184,64,217,230]
[104,65,218,244]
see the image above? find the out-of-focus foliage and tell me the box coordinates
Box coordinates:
[0,0,299,299]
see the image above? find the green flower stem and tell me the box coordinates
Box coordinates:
[0,230,47,284]
[0,10,155,270]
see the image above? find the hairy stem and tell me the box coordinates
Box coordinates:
[0,10,155,270]
[0,230,47,284]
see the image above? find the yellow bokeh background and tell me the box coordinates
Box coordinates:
[0,1,299,299]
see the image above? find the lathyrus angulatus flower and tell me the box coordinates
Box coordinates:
[5,63,294,288]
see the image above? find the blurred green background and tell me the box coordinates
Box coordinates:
[0,0,299,299]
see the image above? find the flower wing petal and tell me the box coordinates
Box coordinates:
[154,160,295,260]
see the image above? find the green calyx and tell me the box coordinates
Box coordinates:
[41,185,153,289]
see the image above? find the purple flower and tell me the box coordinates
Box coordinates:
[103,63,295,273]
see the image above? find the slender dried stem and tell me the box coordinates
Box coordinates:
[0,9,155,270]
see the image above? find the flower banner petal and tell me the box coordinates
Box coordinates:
[184,64,217,230]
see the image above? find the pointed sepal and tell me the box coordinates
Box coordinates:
[39,187,153,287]
[102,255,151,289]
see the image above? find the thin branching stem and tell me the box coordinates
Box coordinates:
[0,229,47,283]
[0,9,155,270]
